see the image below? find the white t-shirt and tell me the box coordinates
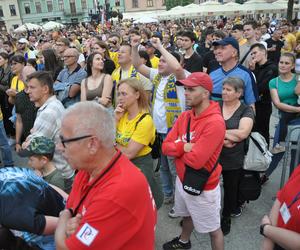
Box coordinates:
[150,68,188,134]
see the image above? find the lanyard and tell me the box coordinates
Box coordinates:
[69,151,122,217]
[287,191,300,209]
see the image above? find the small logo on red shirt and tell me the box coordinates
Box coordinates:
[76,223,99,246]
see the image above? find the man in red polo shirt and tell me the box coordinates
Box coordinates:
[55,102,156,250]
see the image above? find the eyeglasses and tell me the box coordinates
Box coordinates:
[63,55,76,59]
[59,134,93,148]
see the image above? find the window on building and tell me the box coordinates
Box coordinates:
[35,2,42,13]
[47,0,53,12]
[58,0,64,11]
[9,5,17,16]
[0,6,3,17]
[70,0,76,14]
[132,0,138,8]
[162,0,165,5]
[147,0,154,7]
[115,0,120,7]
[81,0,87,9]
[24,3,31,14]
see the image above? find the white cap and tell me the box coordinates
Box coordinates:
[18,38,29,44]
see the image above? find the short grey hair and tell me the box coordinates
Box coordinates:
[63,102,115,148]
[222,77,244,93]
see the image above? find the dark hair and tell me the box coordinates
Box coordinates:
[27,58,37,69]
[27,71,54,94]
[86,52,104,77]
[109,33,121,41]
[232,24,244,31]
[94,40,111,60]
[176,30,184,37]
[243,20,258,29]
[0,52,9,61]
[128,28,140,36]
[57,37,70,47]
[181,30,197,42]
[212,30,226,39]
[34,153,54,161]
[3,40,13,47]
[10,55,26,65]
[141,28,151,39]
[261,22,269,29]
[139,50,152,68]
[42,49,63,80]
[250,43,267,53]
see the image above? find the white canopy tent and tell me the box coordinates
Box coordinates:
[133,17,159,24]
[157,6,185,20]
[14,23,42,33]
[42,21,65,31]
[239,0,284,14]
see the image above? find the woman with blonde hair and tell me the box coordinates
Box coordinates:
[115,78,163,209]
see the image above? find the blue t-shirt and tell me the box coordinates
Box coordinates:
[0,167,65,248]
[210,64,258,105]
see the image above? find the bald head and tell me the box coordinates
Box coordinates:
[22,65,36,83]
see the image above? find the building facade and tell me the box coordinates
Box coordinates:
[17,0,125,25]
[123,0,166,12]
[0,0,22,31]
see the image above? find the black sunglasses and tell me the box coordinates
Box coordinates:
[59,134,93,148]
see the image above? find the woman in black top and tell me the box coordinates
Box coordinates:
[0,52,14,137]
[219,77,254,236]
[90,41,115,75]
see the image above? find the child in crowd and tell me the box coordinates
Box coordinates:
[19,136,65,191]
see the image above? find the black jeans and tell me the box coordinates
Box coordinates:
[278,111,299,142]
[222,168,242,217]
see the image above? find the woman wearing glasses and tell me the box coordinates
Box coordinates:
[90,41,115,75]
[80,52,113,109]
[115,78,163,209]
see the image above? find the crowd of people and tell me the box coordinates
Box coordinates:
[0,16,300,249]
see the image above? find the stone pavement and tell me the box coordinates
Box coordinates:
[8,111,288,250]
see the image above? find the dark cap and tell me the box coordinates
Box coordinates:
[18,136,55,157]
[212,37,239,53]
[176,72,213,93]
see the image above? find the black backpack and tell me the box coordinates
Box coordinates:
[238,170,261,202]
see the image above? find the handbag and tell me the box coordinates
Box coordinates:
[243,132,272,172]
[182,116,218,196]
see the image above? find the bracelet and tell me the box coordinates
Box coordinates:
[260,223,271,237]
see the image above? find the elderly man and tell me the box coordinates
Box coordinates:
[55,102,156,250]
[54,48,87,108]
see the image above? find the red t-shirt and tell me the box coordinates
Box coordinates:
[277,165,300,233]
[65,151,157,250]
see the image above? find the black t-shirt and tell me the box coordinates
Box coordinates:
[183,52,203,73]
[203,50,220,74]
[219,103,255,170]
[15,91,37,143]
[104,59,116,75]
[265,38,284,64]
[0,167,65,234]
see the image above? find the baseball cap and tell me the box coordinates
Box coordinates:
[176,72,213,93]
[145,41,153,47]
[18,136,55,157]
[18,38,29,44]
[212,37,239,53]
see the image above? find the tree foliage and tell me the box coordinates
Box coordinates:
[165,0,194,10]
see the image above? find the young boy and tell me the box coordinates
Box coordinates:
[19,136,65,191]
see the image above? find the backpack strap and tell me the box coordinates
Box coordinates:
[240,48,251,65]
[249,134,265,154]
[134,113,150,130]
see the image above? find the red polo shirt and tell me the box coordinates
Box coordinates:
[65,151,157,250]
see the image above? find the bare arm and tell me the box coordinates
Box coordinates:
[270,88,300,113]
[295,80,300,95]
[225,117,254,142]
[99,74,113,107]
[68,84,81,98]
[116,140,144,160]
[131,35,151,79]
[15,114,23,152]
[80,79,86,101]
[43,216,59,235]
[55,210,71,250]
[261,199,300,250]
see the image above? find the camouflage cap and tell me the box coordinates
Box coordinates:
[18,136,55,157]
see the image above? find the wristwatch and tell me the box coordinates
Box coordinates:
[260,223,270,237]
